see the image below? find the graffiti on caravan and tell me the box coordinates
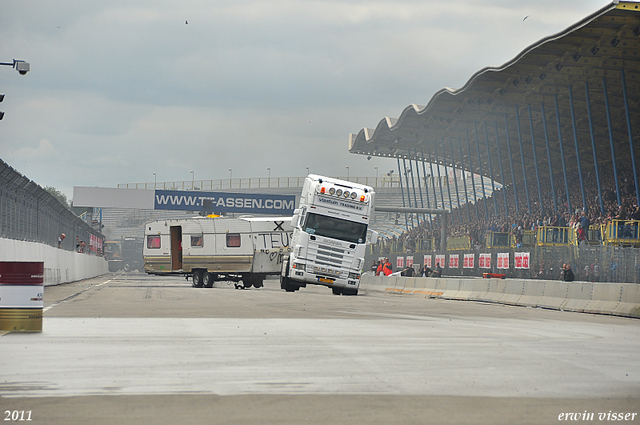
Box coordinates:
[154,190,296,214]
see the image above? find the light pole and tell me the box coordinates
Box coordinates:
[190,170,194,189]
[374,166,378,184]
[267,167,271,187]
[153,172,157,189]
[306,166,309,175]
[346,166,350,180]
[228,168,232,188]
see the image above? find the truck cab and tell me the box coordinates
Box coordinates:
[281,175,377,295]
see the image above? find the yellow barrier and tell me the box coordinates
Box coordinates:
[602,220,640,247]
[536,226,570,246]
[447,235,471,251]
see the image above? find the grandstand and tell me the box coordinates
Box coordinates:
[349,2,640,282]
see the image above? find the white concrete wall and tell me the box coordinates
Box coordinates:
[0,238,109,286]
[359,275,640,318]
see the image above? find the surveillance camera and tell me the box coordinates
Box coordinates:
[15,61,30,75]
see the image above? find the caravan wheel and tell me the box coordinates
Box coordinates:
[192,271,204,288]
[202,272,214,288]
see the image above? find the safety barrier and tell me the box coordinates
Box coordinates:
[359,275,640,318]
[0,238,108,286]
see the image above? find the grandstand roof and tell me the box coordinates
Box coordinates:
[349,1,640,200]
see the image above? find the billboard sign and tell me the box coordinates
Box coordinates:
[154,190,296,214]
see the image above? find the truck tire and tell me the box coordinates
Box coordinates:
[280,272,299,292]
[254,277,264,288]
[192,271,204,288]
[202,272,214,288]
[332,287,342,295]
[343,288,358,296]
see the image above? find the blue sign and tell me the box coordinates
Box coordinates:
[154,190,296,214]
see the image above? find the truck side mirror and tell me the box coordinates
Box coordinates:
[370,230,379,245]
[291,209,301,227]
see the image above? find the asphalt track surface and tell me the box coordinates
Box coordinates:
[1,272,639,425]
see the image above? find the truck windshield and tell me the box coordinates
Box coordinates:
[303,212,368,244]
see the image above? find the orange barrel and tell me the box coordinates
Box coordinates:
[0,262,44,332]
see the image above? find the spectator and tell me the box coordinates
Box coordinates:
[432,262,443,278]
[376,260,384,276]
[562,264,575,281]
[383,258,393,276]
[402,265,415,277]
[58,233,66,249]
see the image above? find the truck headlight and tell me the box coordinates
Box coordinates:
[292,262,305,270]
[348,272,360,280]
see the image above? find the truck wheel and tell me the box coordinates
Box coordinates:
[332,287,342,295]
[202,272,214,288]
[192,271,204,288]
[280,276,298,292]
[343,288,358,296]
[254,277,264,288]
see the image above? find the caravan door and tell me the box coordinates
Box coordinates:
[170,226,183,271]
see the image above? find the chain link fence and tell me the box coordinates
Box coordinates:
[368,245,640,284]
[0,159,104,252]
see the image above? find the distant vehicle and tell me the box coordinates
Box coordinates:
[143,216,293,289]
[105,236,144,272]
[280,174,377,296]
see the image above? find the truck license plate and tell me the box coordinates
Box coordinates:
[317,277,334,284]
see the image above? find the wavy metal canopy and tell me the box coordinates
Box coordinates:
[349,1,640,213]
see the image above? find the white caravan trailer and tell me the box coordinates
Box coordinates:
[144,216,293,288]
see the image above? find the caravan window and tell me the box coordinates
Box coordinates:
[191,234,204,247]
[147,235,161,249]
[226,233,241,247]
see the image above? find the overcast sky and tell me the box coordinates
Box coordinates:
[1,0,611,198]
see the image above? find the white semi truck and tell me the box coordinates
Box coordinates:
[143,216,293,289]
[280,174,377,295]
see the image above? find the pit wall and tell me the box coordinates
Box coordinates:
[0,238,108,286]
[359,275,640,318]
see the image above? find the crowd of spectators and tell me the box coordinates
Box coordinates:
[379,164,640,252]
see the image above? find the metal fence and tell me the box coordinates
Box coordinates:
[0,159,104,252]
[368,245,640,284]
[117,176,392,191]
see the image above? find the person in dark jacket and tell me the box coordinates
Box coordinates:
[563,264,575,282]
[431,262,443,278]
[402,266,415,277]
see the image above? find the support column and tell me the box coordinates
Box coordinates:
[397,156,409,228]
[494,122,508,217]
[568,85,587,212]
[603,77,621,207]
[515,106,532,216]
[450,139,462,225]
[401,157,415,227]
[483,122,498,217]
[527,104,544,215]
[504,113,519,216]
[585,82,604,214]
[474,121,488,218]
[554,94,572,214]
[457,136,472,221]
[441,137,454,219]
[465,130,480,220]
[621,69,640,206]
[541,103,558,214]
